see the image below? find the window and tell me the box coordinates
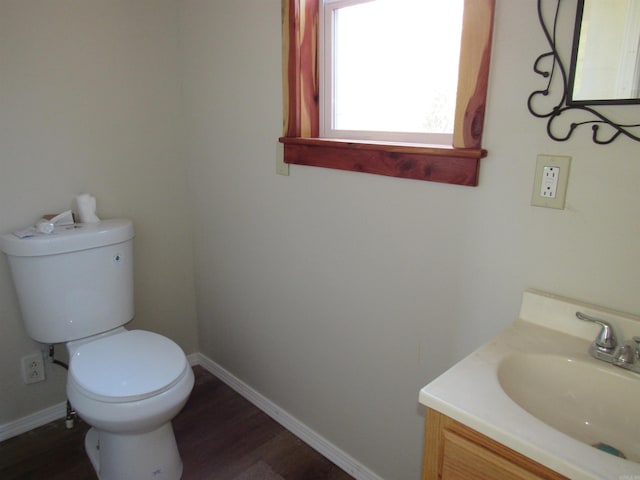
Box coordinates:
[280,0,495,186]
[320,0,463,145]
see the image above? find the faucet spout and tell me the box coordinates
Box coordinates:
[615,343,635,365]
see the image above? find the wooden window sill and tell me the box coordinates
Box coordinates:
[279,137,487,186]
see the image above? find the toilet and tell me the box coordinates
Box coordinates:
[0,219,194,480]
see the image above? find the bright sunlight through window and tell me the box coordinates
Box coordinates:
[321,0,464,144]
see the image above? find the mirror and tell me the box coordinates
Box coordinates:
[528,0,640,144]
[569,0,640,104]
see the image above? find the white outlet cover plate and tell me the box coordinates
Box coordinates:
[531,154,571,209]
[21,352,46,384]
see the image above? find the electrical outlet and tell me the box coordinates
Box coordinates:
[21,352,46,384]
[540,166,559,198]
[531,155,571,209]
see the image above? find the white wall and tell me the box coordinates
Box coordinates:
[180,1,640,479]
[0,0,198,424]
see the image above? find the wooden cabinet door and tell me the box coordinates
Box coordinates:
[441,430,546,480]
[422,409,568,480]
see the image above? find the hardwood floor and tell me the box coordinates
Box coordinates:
[0,366,354,480]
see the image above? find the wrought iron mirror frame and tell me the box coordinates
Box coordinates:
[528,0,640,144]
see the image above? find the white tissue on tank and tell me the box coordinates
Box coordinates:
[35,220,55,234]
[48,210,74,226]
[74,193,100,223]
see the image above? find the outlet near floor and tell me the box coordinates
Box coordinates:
[21,352,46,384]
[531,154,571,209]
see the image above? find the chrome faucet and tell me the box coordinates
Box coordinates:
[576,312,640,374]
[614,337,640,368]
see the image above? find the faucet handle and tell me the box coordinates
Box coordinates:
[576,312,618,352]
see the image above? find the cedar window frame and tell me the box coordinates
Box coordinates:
[279,0,496,186]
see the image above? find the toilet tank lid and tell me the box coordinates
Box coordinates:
[0,219,134,257]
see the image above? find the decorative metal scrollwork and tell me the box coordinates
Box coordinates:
[527,0,640,144]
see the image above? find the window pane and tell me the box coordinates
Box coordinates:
[333,0,463,134]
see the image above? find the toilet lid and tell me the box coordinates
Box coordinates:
[69,330,188,403]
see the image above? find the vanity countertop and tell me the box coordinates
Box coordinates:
[419,289,640,480]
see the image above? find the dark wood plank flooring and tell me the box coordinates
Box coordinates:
[0,366,354,480]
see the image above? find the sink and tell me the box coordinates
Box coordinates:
[498,353,640,463]
[420,290,640,479]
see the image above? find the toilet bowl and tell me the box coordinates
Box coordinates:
[0,219,194,480]
[67,329,194,480]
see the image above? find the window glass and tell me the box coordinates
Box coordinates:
[323,0,463,143]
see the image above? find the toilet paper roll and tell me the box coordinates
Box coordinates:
[75,193,100,223]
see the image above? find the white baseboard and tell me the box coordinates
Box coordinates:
[0,400,67,442]
[1,351,384,480]
[186,352,200,366]
[193,352,384,480]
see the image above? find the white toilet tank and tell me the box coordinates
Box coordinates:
[0,219,135,344]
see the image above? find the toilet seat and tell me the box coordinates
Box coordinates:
[69,330,188,403]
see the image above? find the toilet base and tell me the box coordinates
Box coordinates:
[85,423,183,480]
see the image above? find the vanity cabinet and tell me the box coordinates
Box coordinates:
[422,409,569,480]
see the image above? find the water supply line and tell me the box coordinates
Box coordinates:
[48,345,76,429]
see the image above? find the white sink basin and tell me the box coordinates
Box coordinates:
[419,290,640,479]
[498,353,640,463]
